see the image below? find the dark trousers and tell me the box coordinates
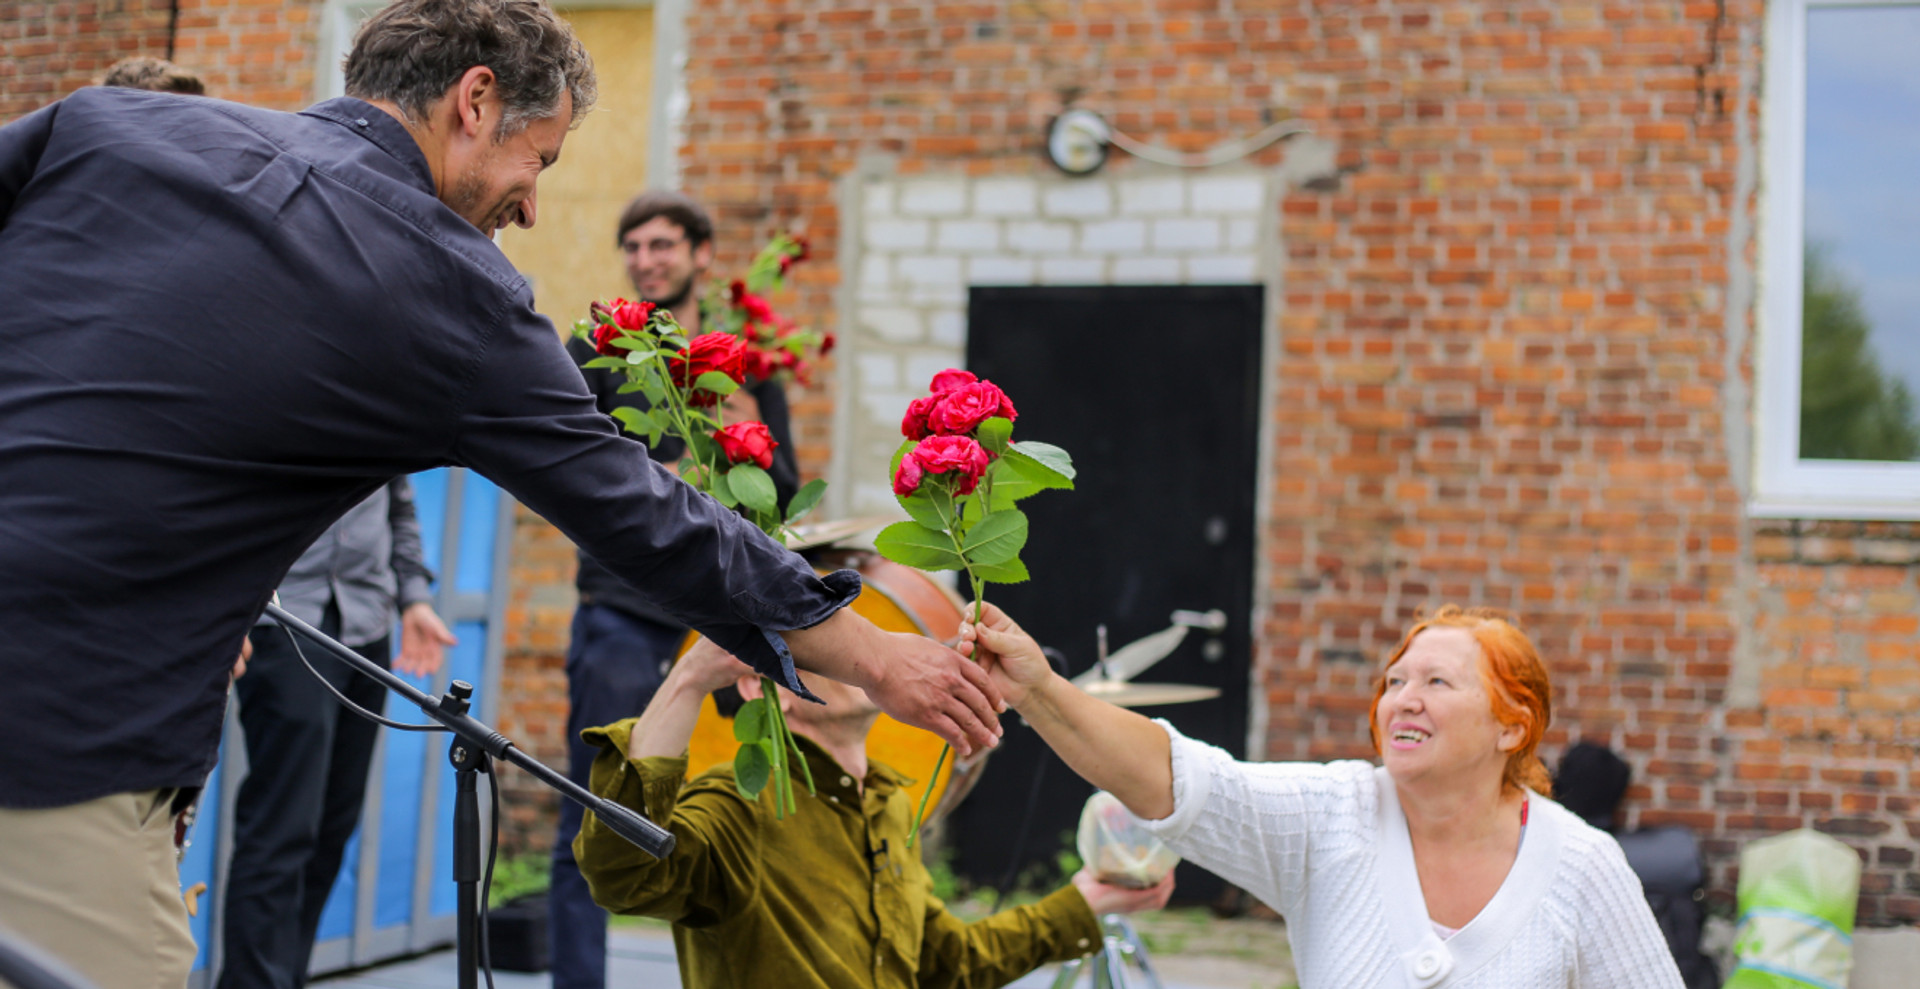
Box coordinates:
[219,608,390,989]
[549,604,678,989]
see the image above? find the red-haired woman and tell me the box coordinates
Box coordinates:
[961,603,1683,989]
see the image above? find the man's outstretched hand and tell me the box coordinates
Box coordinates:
[781,609,1003,757]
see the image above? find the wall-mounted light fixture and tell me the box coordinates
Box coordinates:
[1045,108,1311,176]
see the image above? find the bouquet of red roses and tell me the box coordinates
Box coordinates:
[876,368,1075,841]
[574,299,827,817]
[703,234,834,386]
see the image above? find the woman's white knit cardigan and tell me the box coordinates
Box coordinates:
[1135,722,1685,988]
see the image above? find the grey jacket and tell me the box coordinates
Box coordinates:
[257,476,436,647]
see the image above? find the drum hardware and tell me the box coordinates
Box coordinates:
[1073,612,1227,708]
[1049,914,1165,989]
[1072,610,1228,688]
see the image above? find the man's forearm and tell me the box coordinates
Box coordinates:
[778,607,884,688]
[628,675,713,760]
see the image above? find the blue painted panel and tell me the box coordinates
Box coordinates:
[182,753,223,972]
[428,622,488,918]
[454,478,498,593]
[374,693,430,929]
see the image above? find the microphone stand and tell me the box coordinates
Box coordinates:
[264,604,673,989]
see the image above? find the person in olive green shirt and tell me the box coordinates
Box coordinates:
[574,636,1176,989]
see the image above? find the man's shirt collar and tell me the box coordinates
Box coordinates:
[302,97,437,195]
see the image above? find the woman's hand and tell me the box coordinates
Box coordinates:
[957,601,1055,709]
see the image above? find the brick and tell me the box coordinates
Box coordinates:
[1041,181,1114,218]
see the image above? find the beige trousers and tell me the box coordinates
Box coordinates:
[0,789,198,989]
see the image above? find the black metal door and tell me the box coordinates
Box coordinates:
[951,285,1263,905]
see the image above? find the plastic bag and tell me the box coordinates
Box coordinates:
[1076,791,1180,890]
[1725,828,1859,989]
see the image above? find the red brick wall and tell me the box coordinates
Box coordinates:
[0,0,174,119]
[1742,522,1920,924]
[0,0,318,122]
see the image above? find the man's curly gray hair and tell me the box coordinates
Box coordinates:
[343,0,596,137]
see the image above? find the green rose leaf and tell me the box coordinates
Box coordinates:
[733,741,772,800]
[733,696,769,743]
[694,371,741,397]
[625,349,659,364]
[959,508,1028,566]
[706,465,739,508]
[728,463,778,515]
[968,556,1031,584]
[897,490,949,530]
[640,378,669,405]
[1004,442,1075,486]
[609,406,659,437]
[874,521,966,571]
[785,478,828,523]
[976,416,1014,455]
[581,356,628,370]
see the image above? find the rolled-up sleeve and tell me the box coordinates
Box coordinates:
[451,303,858,697]
[573,718,763,928]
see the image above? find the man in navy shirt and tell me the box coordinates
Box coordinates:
[0,2,1002,985]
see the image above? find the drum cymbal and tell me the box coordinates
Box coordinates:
[782,516,895,552]
[1081,681,1221,708]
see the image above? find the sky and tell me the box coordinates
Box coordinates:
[1802,4,1920,408]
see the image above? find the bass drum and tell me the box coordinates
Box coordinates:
[682,550,992,828]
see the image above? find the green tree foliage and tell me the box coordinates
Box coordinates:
[1799,247,1920,461]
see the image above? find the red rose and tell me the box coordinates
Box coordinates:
[909,435,991,494]
[714,421,778,470]
[927,380,1018,436]
[777,255,793,276]
[591,321,623,357]
[929,368,976,394]
[820,332,836,357]
[737,290,776,326]
[901,395,941,440]
[608,298,655,331]
[791,236,810,262]
[892,453,924,497]
[669,332,748,405]
[741,347,776,382]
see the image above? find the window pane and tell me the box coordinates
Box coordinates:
[1801,4,1920,461]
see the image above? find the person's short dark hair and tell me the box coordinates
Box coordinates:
[102,56,205,95]
[712,684,745,719]
[616,190,714,250]
[1554,740,1631,831]
[343,0,596,136]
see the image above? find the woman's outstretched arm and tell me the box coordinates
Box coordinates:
[960,602,1175,820]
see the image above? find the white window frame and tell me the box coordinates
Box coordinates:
[1755,0,1920,520]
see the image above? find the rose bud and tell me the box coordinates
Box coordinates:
[714,421,778,470]
[608,298,655,331]
[892,453,925,497]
